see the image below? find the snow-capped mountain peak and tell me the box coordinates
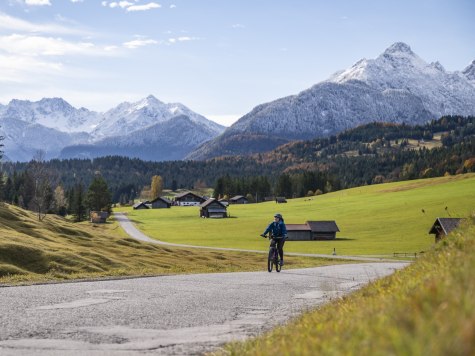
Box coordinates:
[382,41,414,56]
[463,60,475,85]
[92,96,225,139]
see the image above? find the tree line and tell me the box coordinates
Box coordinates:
[1,115,474,214]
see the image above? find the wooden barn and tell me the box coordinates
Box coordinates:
[275,197,287,204]
[174,191,206,206]
[286,221,340,241]
[230,195,248,204]
[150,196,172,209]
[133,202,149,210]
[429,217,464,243]
[200,198,227,218]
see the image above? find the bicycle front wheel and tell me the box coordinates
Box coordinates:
[267,249,274,272]
[275,258,281,272]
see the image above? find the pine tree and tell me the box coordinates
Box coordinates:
[72,183,87,222]
[85,176,112,213]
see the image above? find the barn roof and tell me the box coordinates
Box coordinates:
[150,196,172,204]
[286,224,311,231]
[230,195,247,201]
[175,191,204,200]
[429,218,464,235]
[133,202,149,209]
[200,198,227,209]
[307,221,340,233]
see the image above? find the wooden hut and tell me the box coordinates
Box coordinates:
[175,191,206,206]
[230,195,248,204]
[133,202,149,210]
[286,220,340,241]
[275,197,287,203]
[429,217,464,243]
[200,198,227,218]
[150,196,172,209]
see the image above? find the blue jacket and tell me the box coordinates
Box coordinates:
[263,220,287,239]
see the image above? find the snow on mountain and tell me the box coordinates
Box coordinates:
[92,95,224,139]
[2,98,101,133]
[463,60,475,86]
[60,115,218,161]
[0,117,89,162]
[0,95,224,162]
[328,42,475,118]
[188,42,475,160]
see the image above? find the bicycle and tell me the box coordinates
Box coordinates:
[261,234,281,273]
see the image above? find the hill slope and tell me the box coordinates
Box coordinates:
[222,215,475,355]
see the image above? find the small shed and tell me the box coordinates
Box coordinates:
[90,211,108,223]
[133,202,149,210]
[230,195,248,204]
[286,220,340,241]
[175,191,206,206]
[429,217,464,243]
[200,198,227,218]
[150,196,172,209]
[286,224,312,240]
[276,197,287,204]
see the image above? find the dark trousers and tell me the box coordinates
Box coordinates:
[270,238,285,260]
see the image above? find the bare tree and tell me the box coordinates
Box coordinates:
[28,150,56,221]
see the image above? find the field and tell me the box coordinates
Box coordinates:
[0,204,336,285]
[126,173,475,256]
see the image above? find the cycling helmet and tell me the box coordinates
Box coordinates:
[274,213,283,219]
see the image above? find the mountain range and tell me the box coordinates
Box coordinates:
[0,96,225,162]
[187,42,475,160]
[1,42,474,162]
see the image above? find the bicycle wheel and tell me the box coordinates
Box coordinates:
[267,249,274,272]
[275,256,281,272]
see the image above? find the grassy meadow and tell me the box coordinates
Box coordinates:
[0,204,337,285]
[126,173,475,256]
[218,215,475,356]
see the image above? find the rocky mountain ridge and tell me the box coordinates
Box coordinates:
[187,42,475,160]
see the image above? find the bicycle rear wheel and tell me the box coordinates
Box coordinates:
[275,257,281,272]
[267,249,274,272]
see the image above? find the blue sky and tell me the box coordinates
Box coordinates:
[0,0,474,126]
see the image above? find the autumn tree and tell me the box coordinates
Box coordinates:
[150,175,163,199]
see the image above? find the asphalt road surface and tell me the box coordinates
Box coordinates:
[0,263,408,355]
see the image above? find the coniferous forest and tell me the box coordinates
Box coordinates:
[1,116,474,213]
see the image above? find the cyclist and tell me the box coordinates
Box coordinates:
[260,213,288,265]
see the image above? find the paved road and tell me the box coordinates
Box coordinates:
[114,212,401,262]
[0,263,407,355]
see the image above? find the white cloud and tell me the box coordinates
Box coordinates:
[118,1,134,8]
[170,4,176,8]
[70,0,84,3]
[123,38,158,49]
[0,12,89,36]
[0,54,62,83]
[0,34,116,57]
[25,0,51,5]
[127,2,161,12]
[168,36,197,44]
[232,24,245,29]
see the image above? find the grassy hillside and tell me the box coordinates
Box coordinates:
[127,173,475,256]
[0,204,336,285]
[219,215,475,356]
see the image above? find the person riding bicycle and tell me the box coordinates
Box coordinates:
[260,213,287,265]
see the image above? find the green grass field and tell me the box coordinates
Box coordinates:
[126,173,475,256]
[218,215,475,356]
